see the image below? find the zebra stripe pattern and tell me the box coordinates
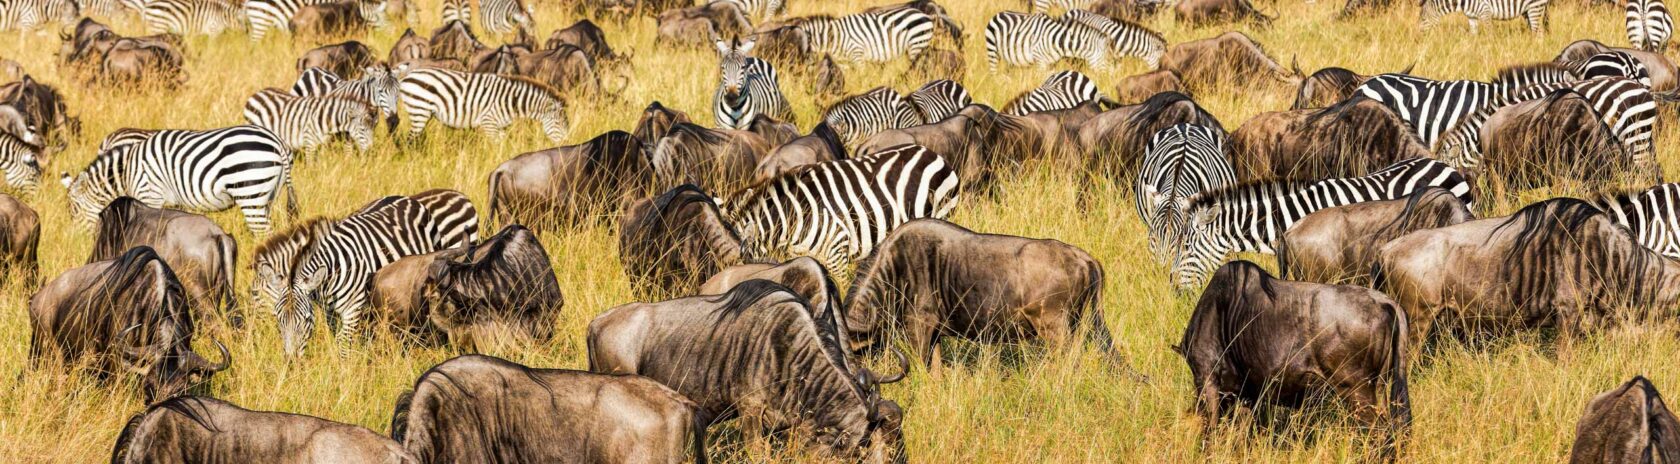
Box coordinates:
[97,128,158,153]
[242,88,379,151]
[143,0,245,35]
[353,189,481,248]
[712,37,794,130]
[1003,70,1105,115]
[986,11,1114,71]
[291,67,344,97]
[477,0,531,35]
[441,0,468,25]
[0,130,41,194]
[1170,158,1472,289]
[1596,183,1680,258]
[721,143,963,273]
[399,67,569,142]
[794,7,937,63]
[1628,0,1672,51]
[62,125,294,235]
[1574,51,1652,87]
[1436,77,1657,172]
[0,0,77,31]
[822,87,919,148]
[714,0,782,20]
[1419,0,1549,33]
[294,65,404,133]
[903,79,972,123]
[1134,124,1236,263]
[1061,9,1165,69]
[1356,74,1504,149]
[244,0,329,40]
[1031,0,1094,12]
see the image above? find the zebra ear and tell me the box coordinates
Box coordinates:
[713,36,730,55]
[59,172,71,188]
[738,36,756,53]
[1140,183,1163,207]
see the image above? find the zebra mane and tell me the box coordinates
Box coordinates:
[1183,179,1317,212]
[251,217,336,269]
[1492,62,1579,85]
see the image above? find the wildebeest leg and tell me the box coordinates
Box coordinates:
[1337,379,1390,459]
[1194,379,1224,450]
[906,312,940,368]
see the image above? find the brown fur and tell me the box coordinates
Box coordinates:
[1556,39,1679,92]
[90,197,239,325]
[0,192,38,283]
[655,1,751,49]
[290,1,372,44]
[1159,31,1299,94]
[112,396,411,463]
[1569,376,1680,464]
[1278,187,1473,284]
[429,20,486,66]
[1114,70,1188,104]
[1226,96,1428,181]
[1174,0,1272,27]
[618,184,747,299]
[650,122,772,194]
[296,41,376,79]
[1478,89,1641,189]
[389,28,430,65]
[488,130,653,230]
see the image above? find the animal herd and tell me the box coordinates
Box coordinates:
[3,0,1680,460]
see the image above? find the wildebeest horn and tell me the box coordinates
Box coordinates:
[1290,56,1302,77]
[873,348,910,384]
[200,338,231,372]
[1398,62,1416,75]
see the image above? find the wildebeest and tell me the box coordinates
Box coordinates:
[390,354,706,463]
[29,246,230,401]
[1465,89,1644,188]
[516,44,605,96]
[699,256,851,351]
[845,219,1130,372]
[1114,69,1188,104]
[429,20,487,66]
[547,19,620,64]
[757,122,845,182]
[1375,198,1680,346]
[0,74,77,149]
[89,197,238,324]
[1568,376,1680,464]
[468,43,529,75]
[655,1,752,49]
[588,280,907,463]
[419,225,562,348]
[389,27,429,65]
[290,0,385,43]
[1174,0,1272,27]
[855,106,1001,192]
[1179,260,1409,452]
[0,192,38,282]
[488,130,653,229]
[1226,95,1428,181]
[810,54,847,102]
[1555,39,1678,92]
[57,19,188,88]
[632,100,691,149]
[1291,66,1384,110]
[1159,31,1300,93]
[110,396,413,463]
[619,184,747,300]
[1076,91,1225,185]
[903,47,965,83]
[1278,187,1472,284]
[296,41,377,79]
[650,122,772,193]
[0,104,39,151]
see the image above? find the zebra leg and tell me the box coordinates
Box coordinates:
[233,193,274,235]
[405,108,429,144]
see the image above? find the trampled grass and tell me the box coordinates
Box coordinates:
[2,0,1679,461]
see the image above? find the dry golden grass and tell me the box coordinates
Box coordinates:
[2,0,1680,461]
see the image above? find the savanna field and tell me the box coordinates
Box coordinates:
[4,0,1680,461]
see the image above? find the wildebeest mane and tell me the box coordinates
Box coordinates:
[809,121,847,160]
[1371,187,1466,249]
[1494,198,1604,261]
[664,122,729,146]
[706,278,799,321]
[1180,260,1275,354]
[92,247,189,333]
[1633,375,1680,463]
[91,197,145,263]
[1122,91,1222,141]
[583,130,647,178]
[108,396,223,464]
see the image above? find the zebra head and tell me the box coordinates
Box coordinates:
[1136,183,1187,264]
[63,154,121,227]
[0,139,40,195]
[1170,201,1228,291]
[276,261,326,357]
[537,100,569,143]
[714,35,758,98]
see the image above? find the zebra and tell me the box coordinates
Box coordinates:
[712,36,795,130]
[1170,158,1473,289]
[1595,183,1680,258]
[1003,70,1108,115]
[98,128,160,153]
[293,64,405,133]
[718,143,962,274]
[1418,0,1548,34]
[1435,77,1657,173]
[1628,0,1672,51]
[242,89,379,152]
[61,125,295,235]
[791,7,939,64]
[714,0,782,21]
[0,130,41,194]
[243,0,330,40]
[1573,51,1652,87]
[143,0,245,35]
[985,11,1116,71]
[1356,74,1505,149]
[1134,124,1236,264]
[476,0,531,35]
[398,67,569,142]
[441,0,468,25]
[291,67,343,97]
[0,0,77,31]
[1030,0,1093,12]
[1061,9,1165,69]
[903,79,972,123]
[822,87,919,148]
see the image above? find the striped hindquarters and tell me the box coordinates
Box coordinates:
[143,0,242,35]
[1134,124,1236,262]
[985,10,1111,70]
[409,188,480,248]
[1628,0,1673,51]
[905,79,972,123]
[1357,74,1500,149]
[478,0,531,35]
[1004,70,1103,115]
[1596,183,1680,258]
[291,67,345,96]
[245,0,327,40]
[441,0,469,25]
[822,87,916,147]
[800,7,936,63]
[71,125,293,234]
[1063,9,1165,68]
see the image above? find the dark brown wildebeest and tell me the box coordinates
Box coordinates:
[290,0,382,43]
[296,40,376,79]
[1180,260,1410,452]
[468,43,528,75]
[655,1,751,49]
[429,20,487,66]
[1569,376,1680,464]
[650,122,772,193]
[588,280,907,463]
[903,47,965,83]
[618,184,747,300]
[1470,89,1643,189]
[1226,95,1427,181]
[746,113,799,145]
[0,192,38,283]
[487,130,653,230]
[845,219,1130,372]
[1375,199,1680,347]
[517,45,604,96]
[110,396,413,463]
[0,75,77,150]
[632,100,691,149]
[810,54,847,103]
[757,122,845,182]
[1114,69,1188,104]
[1278,187,1472,284]
[416,225,563,348]
[1292,66,1375,110]
[390,354,707,464]
[389,27,429,65]
[29,246,230,401]
[699,256,851,353]
[547,19,620,64]
[1076,91,1224,186]
[1556,39,1679,92]
[90,197,238,325]
[1174,0,1272,27]
[1089,0,1167,20]
[856,108,996,192]
[1159,31,1300,93]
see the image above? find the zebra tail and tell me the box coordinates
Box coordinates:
[284,170,300,219]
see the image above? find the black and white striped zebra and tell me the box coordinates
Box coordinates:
[719,143,962,273]
[143,0,245,35]
[1003,70,1108,115]
[0,0,77,31]
[1356,74,1505,149]
[398,67,569,142]
[61,125,294,235]
[1134,124,1235,263]
[476,0,531,35]
[1628,0,1672,51]
[98,128,159,153]
[1435,77,1657,172]
[985,10,1159,71]
[1030,0,1092,12]
[1595,183,1680,258]
[712,36,794,130]
[822,87,919,148]
[0,130,41,194]
[714,0,782,21]
[792,7,938,64]
[1170,158,1472,289]
[1573,51,1652,87]
[903,79,972,123]
[1418,0,1548,33]
[293,64,405,133]
[243,0,329,40]
[242,88,379,151]
[441,0,468,24]
[1061,9,1165,69]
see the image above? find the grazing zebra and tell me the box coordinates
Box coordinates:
[1134,124,1236,263]
[903,79,972,123]
[1418,0,1548,34]
[1003,70,1107,115]
[1171,158,1472,289]
[0,131,41,194]
[712,36,794,130]
[143,0,245,35]
[791,7,939,64]
[273,196,439,356]
[0,0,77,31]
[986,11,1112,71]
[714,0,782,20]
[1596,183,1680,258]
[293,64,405,133]
[822,87,919,148]
[1356,74,1504,149]
[1573,51,1652,87]
[1061,9,1165,69]
[61,125,294,235]
[97,128,159,152]
[242,89,379,151]
[244,0,330,40]
[399,67,569,142]
[719,143,962,274]
[441,0,468,24]
[1628,0,1672,51]
[1435,77,1657,172]
[477,0,531,35]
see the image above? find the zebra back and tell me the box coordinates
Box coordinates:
[291,67,344,97]
[1574,51,1652,87]
[985,10,1111,71]
[822,87,915,147]
[795,7,936,63]
[905,79,972,123]
[97,128,160,153]
[245,0,330,40]
[1003,70,1104,115]
[1062,9,1165,68]
[143,0,244,35]
[1357,73,1502,149]
[409,188,480,248]
[399,67,570,141]
[1594,183,1680,258]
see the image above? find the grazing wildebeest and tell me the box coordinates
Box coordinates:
[619,184,747,300]
[110,396,413,463]
[1278,187,1472,284]
[588,280,907,463]
[1174,0,1272,27]
[390,355,707,464]
[1468,89,1644,188]
[757,122,845,182]
[0,104,39,152]
[516,44,604,96]
[1375,199,1680,346]
[699,256,852,353]
[417,224,563,348]
[904,48,965,83]
[1291,66,1386,110]
[290,0,384,43]
[367,249,456,345]
[488,130,653,229]
[1159,32,1300,93]
[845,219,1130,372]
[746,113,799,146]
[29,246,231,401]
[650,122,772,193]
[0,75,77,149]
[389,28,429,65]
[632,100,692,149]
[0,192,38,282]
[1555,39,1678,92]
[1115,70,1188,104]
[810,54,847,102]
[1226,96,1428,181]
[1179,260,1409,453]
[429,20,487,66]
[90,197,238,324]
[547,19,620,64]
[655,1,752,49]
[296,41,376,79]
[1076,91,1225,186]
[1569,376,1680,464]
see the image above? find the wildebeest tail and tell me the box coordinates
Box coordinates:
[690,408,712,464]
[216,234,240,327]
[108,411,146,464]
[486,169,504,227]
[1386,301,1411,452]
[1076,260,1144,381]
[388,389,414,441]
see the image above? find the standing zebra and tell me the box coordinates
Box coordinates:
[790,6,941,64]
[986,11,1112,71]
[293,64,405,133]
[477,0,531,35]
[291,67,344,97]
[244,0,331,40]
[1171,158,1472,289]
[1003,70,1109,115]
[1628,0,1672,51]
[242,89,379,152]
[0,130,41,194]
[719,143,962,274]
[822,87,919,148]
[1134,124,1235,263]
[1030,0,1092,12]
[712,36,795,130]
[0,0,77,31]
[1595,183,1680,258]
[97,128,160,152]
[903,79,972,123]
[61,125,295,235]
[1418,0,1548,34]
[1356,74,1504,149]
[1062,9,1165,69]
[399,67,569,142]
[143,0,245,35]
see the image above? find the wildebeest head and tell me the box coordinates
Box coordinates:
[714,35,757,98]
[844,352,909,464]
[104,247,231,401]
[632,101,691,147]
